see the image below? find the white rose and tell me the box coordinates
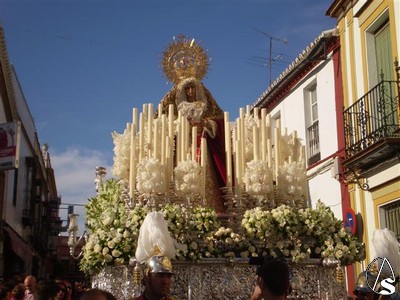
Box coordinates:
[94,244,102,253]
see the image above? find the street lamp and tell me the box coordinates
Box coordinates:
[67,213,87,259]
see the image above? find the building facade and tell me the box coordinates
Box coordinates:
[252,28,360,291]
[327,0,400,285]
[0,25,61,279]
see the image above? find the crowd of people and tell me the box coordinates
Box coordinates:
[0,275,115,300]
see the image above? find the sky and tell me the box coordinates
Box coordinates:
[0,0,336,233]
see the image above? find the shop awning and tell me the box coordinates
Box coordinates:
[4,226,32,265]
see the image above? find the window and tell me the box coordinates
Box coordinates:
[381,200,400,242]
[310,88,318,123]
[305,84,320,165]
[374,23,394,81]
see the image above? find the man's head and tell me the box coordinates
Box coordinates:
[353,271,376,300]
[143,272,173,299]
[24,275,37,294]
[142,254,174,299]
[257,258,291,298]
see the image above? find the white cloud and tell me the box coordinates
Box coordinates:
[51,146,112,235]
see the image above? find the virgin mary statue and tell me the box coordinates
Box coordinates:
[157,35,227,213]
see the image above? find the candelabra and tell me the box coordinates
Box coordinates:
[67,213,88,260]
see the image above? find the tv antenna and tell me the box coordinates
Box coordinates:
[255,28,287,85]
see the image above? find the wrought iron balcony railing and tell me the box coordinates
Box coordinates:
[343,79,400,160]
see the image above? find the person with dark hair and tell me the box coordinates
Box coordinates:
[35,280,58,300]
[0,283,11,300]
[253,258,291,300]
[11,284,24,300]
[55,282,68,300]
[78,289,116,300]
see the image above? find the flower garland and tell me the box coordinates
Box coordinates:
[81,181,364,274]
[241,201,365,263]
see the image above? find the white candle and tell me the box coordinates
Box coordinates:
[246,105,251,116]
[292,130,298,159]
[158,103,163,116]
[261,109,266,161]
[261,123,266,162]
[254,107,259,119]
[240,107,245,119]
[200,137,206,164]
[142,104,148,120]
[168,104,174,138]
[253,126,259,161]
[267,138,272,168]
[261,108,266,122]
[235,139,242,200]
[184,118,189,160]
[139,112,144,160]
[240,115,245,181]
[191,126,197,161]
[274,127,280,184]
[153,119,158,159]
[132,108,138,131]
[161,115,166,165]
[300,145,305,162]
[176,112,181,163]
[200,137,207,199]
[224,112,232,188]
[129,123,136,199]
[232,127,237,152]
[148,103,153,156]
[266,114,271,128]
[176,118,180,163]
[226,124,232,188]
[165,137,170,194]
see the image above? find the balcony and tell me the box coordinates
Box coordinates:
[342,79,400,175]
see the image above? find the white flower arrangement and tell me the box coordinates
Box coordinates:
[81,179,149,274]
[136,158,165,196]
[241,201,364,264]
[243,160,273,196]
[111,129,131,182]
[278,161,307,197]
[174,160,202,198]
[210,227,254,259]
[188,206,219,237]
[243,114,258,161]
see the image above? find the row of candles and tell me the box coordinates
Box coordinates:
[125,103,305,201]
[126,103,208,199]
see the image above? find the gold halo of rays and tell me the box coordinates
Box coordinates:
[162,34,209,84]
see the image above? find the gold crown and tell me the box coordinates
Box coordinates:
[162,34,209,84]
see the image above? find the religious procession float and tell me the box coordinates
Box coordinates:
[68,36,365,299]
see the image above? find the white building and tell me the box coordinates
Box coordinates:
[253,29,347,219]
